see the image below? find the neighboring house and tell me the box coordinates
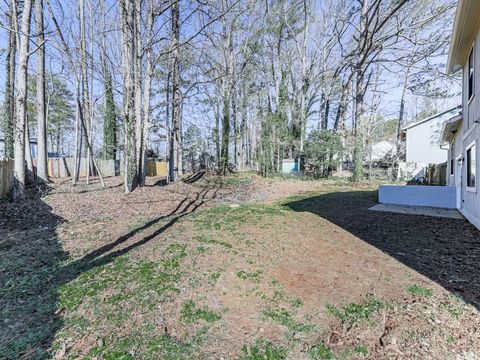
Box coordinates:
[376,1,480,231]
[396,106,461,180]
[0,132,38,160]
[401,106,461,164]
[443,0,480,229]
[369,139,396,163]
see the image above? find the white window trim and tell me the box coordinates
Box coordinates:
[466,141,477,193]
[456,154,463,205]
[457,153,464,182]
[456,154,464,167]
[468,43,475,104]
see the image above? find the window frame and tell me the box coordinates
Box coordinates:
[466,141,477,192]
[468,45,475,103]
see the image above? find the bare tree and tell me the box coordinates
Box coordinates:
[120,0,138,193]
[13,0,34,200]
[35,0,48,183]
[2,1,16,160]
[170,0,182,181]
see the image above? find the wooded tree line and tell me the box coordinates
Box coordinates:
[0,0,458,198]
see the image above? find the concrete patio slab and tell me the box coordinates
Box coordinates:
[369,203,464,220]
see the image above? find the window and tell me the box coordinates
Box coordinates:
[450,144,455,176]
[468,48,475,101]
[467,143,476,189]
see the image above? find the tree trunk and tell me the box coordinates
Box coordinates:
[3,2,16,160]
[73,82,83,184]
[221,94,230,175]
[214,104,220,167]
[165,69,174,182]
[139,0,155,186]
[101,0,117,161]
[25,123,35,183]
[220,17,233,175]
[134,0,144,186]
[232,86,238,167]
[171,0,182,181]
[79,0,92,184]
[36,0,48,183]
[299,0,309,153]
[120,0,138,193]
[13,0,34,200]
[323,98,330,130]
[396,67,411,165]
[239,84,247,169]
[333,81,349,131]
[352,0,369,182]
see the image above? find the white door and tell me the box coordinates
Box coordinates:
[456,155,463,210]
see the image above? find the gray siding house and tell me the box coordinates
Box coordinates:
[379,1,480,230]
[443,0,480,229]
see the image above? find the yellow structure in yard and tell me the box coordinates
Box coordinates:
[147,161,168,177]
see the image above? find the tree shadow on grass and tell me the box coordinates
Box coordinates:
[285,190,480,310]
[147,171,206,188]
[0,188,67,359]
[0,183,219,359]
[182,171,206,184]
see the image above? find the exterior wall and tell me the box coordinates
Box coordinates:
[460,126,480,227]
[405,118,449,164]
[0,140,37,160]
[282,160,299,173]
[447,130,463,186]
[379,185,456,209]
[459,25,480,229]
[397,161,428,180]
[462,32,480,132]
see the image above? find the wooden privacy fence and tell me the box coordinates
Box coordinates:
[146,161,168,177]
[0,160,14,198]
[0,159,167,197]
[48,158,167,178]
[47,158,119,178]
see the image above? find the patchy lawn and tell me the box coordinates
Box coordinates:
[1,174,479,359]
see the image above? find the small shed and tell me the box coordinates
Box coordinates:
[282,159,300,173]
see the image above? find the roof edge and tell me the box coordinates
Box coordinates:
[447,0,466,74]
[402,105,462,131]
[440,115,463,145]
[447,0,480,74]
